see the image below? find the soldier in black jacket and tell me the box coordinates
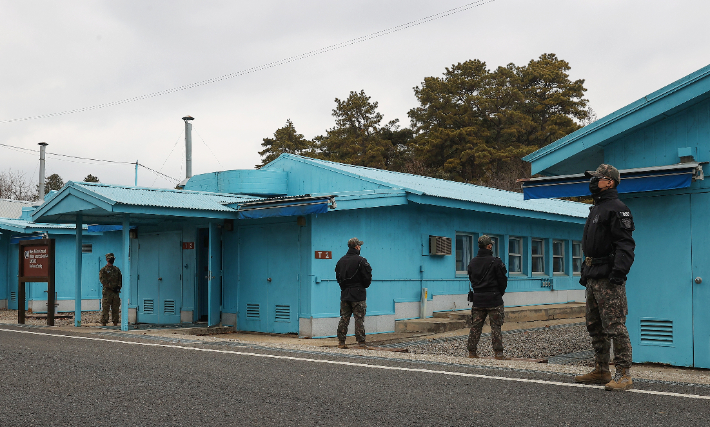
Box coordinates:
[335,237,372,349]
[466,235,508,359]
[575,164,636,391]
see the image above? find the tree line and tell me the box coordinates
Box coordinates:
[0,172,99,201]
[257,53,593,191]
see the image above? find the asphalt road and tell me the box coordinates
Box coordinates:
[1,325,708,426]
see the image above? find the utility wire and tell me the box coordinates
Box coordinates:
[151,132,183,186]
[0,0,496,124]
[194,129,224,169]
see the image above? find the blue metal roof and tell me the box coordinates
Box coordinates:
[523,63,710,175]
[276,155,588,218]
[0,217,87,233]
[62,182,257,211]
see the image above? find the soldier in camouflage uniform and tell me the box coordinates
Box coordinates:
[575,164,636,391]
[466,235,508,360]
[335,238,372,349]
[99,253,122,326]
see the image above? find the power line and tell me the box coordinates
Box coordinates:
[0,0,496,124]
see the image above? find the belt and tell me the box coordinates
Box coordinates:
[584,254,614,267]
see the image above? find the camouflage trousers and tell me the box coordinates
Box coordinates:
[467,305,504,354]
[101,288,120,325]
[337,300,367,343]
[586,277,632,368]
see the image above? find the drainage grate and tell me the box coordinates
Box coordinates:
[143,299,154,314]
[164,300,176,315]
[274,305,290,322]
[246,303,260,319]
[640,318,673,346]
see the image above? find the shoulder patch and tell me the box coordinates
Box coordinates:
[616,211,635,231]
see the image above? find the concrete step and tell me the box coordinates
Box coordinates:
[395,302,585,334]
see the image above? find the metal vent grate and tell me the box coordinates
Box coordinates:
[429,235,452,256]
[143,299,154,314]
[164,300,176,315]
[10,291,16,302]
[640,319,673,346]
[274,305,290,322]
[246,303,260,319]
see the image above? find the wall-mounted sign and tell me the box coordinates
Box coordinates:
[22,246,50,277]
[315,251,332,259]
[182,242,195,250]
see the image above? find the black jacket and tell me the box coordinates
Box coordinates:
[467,248,507,307]
[335,248,372,302]
[581,188,635,284]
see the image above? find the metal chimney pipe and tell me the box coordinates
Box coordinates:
[38,142,48,200]
[182,116,194,179]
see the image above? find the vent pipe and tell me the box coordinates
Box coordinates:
[38,142,48,201]
[182,116,194,179]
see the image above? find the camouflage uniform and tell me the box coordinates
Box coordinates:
[585,277,632,368]
[467,305,505,354]
[337,301,367,344]
[99,254,122,326]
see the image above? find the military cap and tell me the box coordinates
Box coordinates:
[105,253,115,259]
[478,235,493,247]
[585,164,620,185]
[347,237,364,248]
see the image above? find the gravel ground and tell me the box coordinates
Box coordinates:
[404,324,593,361]
[0,308,105,326]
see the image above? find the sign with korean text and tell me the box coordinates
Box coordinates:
[22,246,50,277]
[315,251,332,259]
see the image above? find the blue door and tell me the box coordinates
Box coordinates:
[238,223,300,333]
[136,232,182,324]
[207,223,222,326]
[691,192,710,368]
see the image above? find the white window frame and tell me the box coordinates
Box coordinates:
[508,236,524,274]
[553,240,565,275]
[455,233,475,274]
[531,238,546,275]
[572,241,583,275]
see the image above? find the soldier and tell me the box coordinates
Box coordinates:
[99,253,122,326]
[335,237,372,349]
[575,164,636,391]
[466,235,509,360]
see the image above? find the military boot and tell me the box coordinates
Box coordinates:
[605,368,633,391]
[337,341,348,349]
[575,362,611,384]
[468,351,479,359]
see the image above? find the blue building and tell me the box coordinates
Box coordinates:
[0,205,122,312]
[28,154,587,337]
[522,64,710,368]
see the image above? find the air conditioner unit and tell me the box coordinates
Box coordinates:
[429,235,452,256]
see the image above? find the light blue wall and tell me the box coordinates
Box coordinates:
[305,203,585,320]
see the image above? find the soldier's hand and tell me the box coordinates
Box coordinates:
[609,271,625,285]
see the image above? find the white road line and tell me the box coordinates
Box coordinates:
[2,327,709,400]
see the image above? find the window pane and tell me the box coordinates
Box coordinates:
[553,257,564,273]
[573,258,582,273]
[509,255,522,273]
[553,241,563,256]
[532,240,543,256]
[456,234,473,272]
[509,237,520,254]
[532,256,545,273]
[572,242,581,257]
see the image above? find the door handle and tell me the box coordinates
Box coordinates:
[267,277,272,282]
[695,277,702,284]
[158,277,162,281]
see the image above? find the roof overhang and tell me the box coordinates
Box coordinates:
[523,64,710,176]
[520,162,704,200]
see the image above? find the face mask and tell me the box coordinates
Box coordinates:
[589,177,602,194]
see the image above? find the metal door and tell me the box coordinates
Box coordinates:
[207,223,222,326]
[136,232,182,324]
[691,192,710,368]
[238,223,300,333]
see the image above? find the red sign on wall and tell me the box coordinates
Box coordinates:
[315,251,332,259]
[182,242,195,250]
[22,246,50,277]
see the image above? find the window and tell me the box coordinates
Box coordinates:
[508,237,523,274]
[553,240,565,274]
[455,234,474,273]
[532,239,545,274]
[572,241,583,274]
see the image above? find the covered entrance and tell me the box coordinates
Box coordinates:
[238,222,300,333]
[134,231,182,324]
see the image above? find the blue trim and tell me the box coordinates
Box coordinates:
[238,200,329,219]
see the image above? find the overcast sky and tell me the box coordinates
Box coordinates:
[2,0,709,190]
